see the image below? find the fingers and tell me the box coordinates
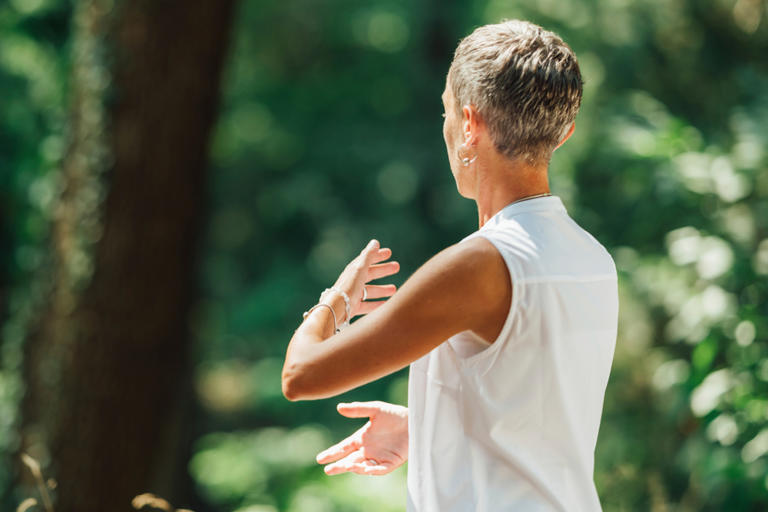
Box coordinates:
[316,433,361,465]
[323,450,392,476]
[365,239,380,251]
[351,460,394,475]
[361,239,380,259]
[363,240,395,265]
[370,247,392,264]
[358,240,398,280]
[336,401,384,418]
[367,261,400,281]
[363,284,397,300]
[323,450,365,475]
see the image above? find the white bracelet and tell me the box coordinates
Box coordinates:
[303,303,339,334]
[321,287,351,329]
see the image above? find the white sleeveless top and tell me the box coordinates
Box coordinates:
[406,196,618,512]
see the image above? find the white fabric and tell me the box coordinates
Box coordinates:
[406,196,618,512]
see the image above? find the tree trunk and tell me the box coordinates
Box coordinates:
[18,1,235,510]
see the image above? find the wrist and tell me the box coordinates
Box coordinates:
[320,289,348,325]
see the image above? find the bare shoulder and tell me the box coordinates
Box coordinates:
[432,236,509,295]
[452,235,508,278]
[451,236,512,343]
[386,235,512,344]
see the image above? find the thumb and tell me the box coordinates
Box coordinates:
[337,401,382,418]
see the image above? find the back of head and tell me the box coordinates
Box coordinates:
[448,20,583,165]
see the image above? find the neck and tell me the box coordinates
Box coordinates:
[474,157,551,228]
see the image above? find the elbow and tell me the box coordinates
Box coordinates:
[282,360,334,401]
[282,376,300,402]
[281,363,304,402]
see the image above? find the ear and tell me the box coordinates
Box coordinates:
[554,123,575,150]
[461,104,481,147]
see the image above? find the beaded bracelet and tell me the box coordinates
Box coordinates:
[321,287,351,330]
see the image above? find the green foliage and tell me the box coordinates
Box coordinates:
[0,0,70,506]
[194,0,768,510]
[188,425,406,511]
[2,0,767,510]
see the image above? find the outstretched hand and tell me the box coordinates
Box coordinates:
[332,240,400,320]
[316,401,408,476]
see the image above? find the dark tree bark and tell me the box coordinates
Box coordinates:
[18,1,235,510]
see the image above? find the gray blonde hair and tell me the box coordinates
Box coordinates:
[448,20,583,164]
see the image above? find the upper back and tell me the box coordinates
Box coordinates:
[477,195,616,284]
[407,195,618,512]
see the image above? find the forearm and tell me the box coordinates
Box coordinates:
[282,290,347,400]
[282,240,401,401]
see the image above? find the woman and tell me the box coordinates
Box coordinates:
[282,19,618,511]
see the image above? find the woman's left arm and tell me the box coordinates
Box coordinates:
[282,237,511,401]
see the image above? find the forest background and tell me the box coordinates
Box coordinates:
[1,0,767,510]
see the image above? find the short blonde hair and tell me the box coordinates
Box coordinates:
[448,20,583,164]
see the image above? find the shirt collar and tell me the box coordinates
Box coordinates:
[480,195,567,230]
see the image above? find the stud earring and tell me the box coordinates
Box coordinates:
[458,142,477,166]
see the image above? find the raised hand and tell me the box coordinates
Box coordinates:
[332,240,400,320]
[316,401,408,476]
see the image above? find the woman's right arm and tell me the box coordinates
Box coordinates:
[281,236,512,401]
